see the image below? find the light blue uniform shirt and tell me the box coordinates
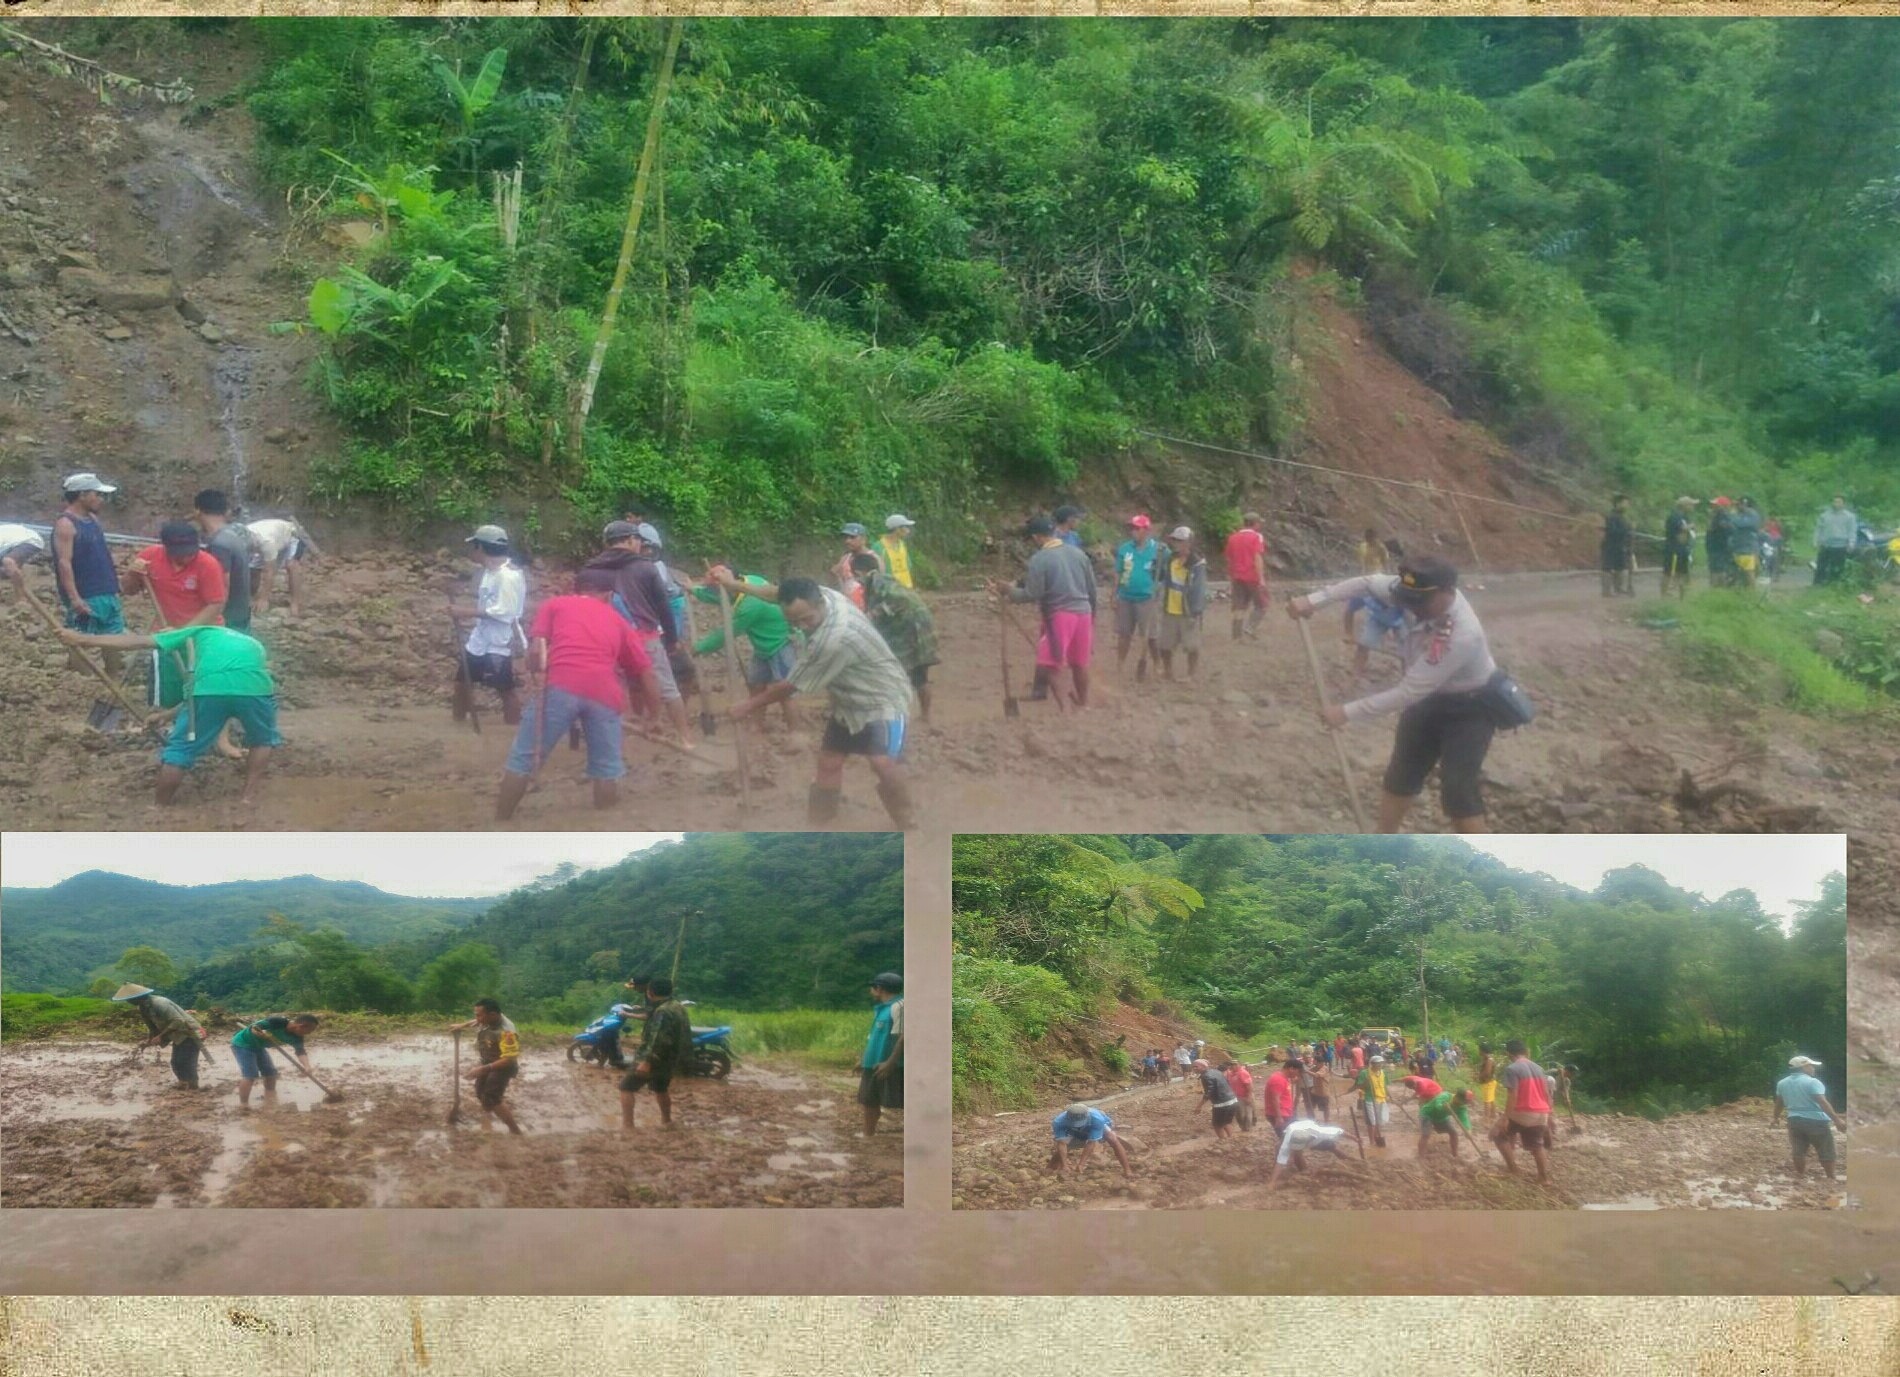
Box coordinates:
[1052,1107,1112,1142]
[1777,1072,1830,1121]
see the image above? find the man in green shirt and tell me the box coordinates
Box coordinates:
[851,553,940,723]
[231,1013,322,1108]
[113,983,207,1090]
[60,622,282,804]
[859,971,904,1137]
[620,976,691,1130]
[689,570,800,728]
[1417,1088,1477,1159]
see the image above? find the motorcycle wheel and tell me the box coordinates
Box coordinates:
[698,1048,733,1079]
[566,1044,579,1063]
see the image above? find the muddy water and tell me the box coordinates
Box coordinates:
[2,1038,901,1208]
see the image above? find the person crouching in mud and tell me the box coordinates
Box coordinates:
[231,1013,322,1109]
[113,983,207,1090]
[1049,1103,1135,1180]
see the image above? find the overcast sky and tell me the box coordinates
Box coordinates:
[0,833,683,898]
[1461,834,1844,923]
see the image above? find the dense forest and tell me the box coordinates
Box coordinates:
[180,16,1900,556]
[952,834,1847,1114]
[5,833,903,1024]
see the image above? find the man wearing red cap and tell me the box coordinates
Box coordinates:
[1223,511,1270,640]
[1111,515,1161,671]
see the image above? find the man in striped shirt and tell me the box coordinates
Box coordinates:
[722,573,918,828]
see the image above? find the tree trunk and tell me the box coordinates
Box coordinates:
[571,17,684,462]
[1417,938,1431,1046]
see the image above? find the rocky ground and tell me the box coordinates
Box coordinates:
[0,1035,902,1209]
[953,1075,1853,1212]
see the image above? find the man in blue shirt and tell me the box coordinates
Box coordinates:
[860,972,904,1137]
[1111,515,1161,671]
[1053,504,1086,550]
[1048,1101,1135,1179]
[1773,1055,1845,1181]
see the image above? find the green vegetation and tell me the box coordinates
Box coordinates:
[4,835,902,1030]
[952,834,1846,1115]
[1648,589,1900,715]
[0,993,119,1040]
[175,17,1898,557]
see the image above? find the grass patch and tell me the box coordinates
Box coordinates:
[0,993,120,1040]
[1645,588,1900,716]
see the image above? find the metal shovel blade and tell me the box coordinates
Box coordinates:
[86,700,127,733]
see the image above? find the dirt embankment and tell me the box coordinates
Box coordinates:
[954,1077,1852,1213]
[0,1036,902,1209]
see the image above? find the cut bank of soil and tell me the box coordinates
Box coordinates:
[952,1076,1851,1212]
[0,1036,902,1209]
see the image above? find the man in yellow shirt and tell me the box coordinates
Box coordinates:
[879,515,915,589]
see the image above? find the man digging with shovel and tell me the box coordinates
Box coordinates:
[449,998,523,1135]
[231,1014,327,1109]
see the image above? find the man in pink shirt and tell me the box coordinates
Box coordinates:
[1223,511,1269,641]
[1223,1060,1256,1131]
[496,567,663,820]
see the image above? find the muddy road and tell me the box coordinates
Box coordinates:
[952,1075,1851,1212]
[0,1036,901,1209]
[0,562,1887,839]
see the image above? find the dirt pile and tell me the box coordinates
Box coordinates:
[1,1036,902,1209]
[953,1082,1850,1212]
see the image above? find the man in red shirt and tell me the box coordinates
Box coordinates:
[496,567,663,820]
[120,521,227,714]
[1223,1060,1256,1131]
[1400,1073,1444,1102]
[1223,511,1269,641]
[1262,1059,1298,1137]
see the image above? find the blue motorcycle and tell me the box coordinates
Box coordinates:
[567,1003,734,1078]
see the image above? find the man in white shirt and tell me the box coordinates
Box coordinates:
[243,516,322,618]
[1287,556,1502,833]
[453,524,527,726]
[1265,1118,1354,1191]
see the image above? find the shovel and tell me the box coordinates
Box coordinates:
[246,1021,344,1103]
[998,606,1020,719]
[450,616,482,735]
[715,583,754,813]
[681,593,717,737]
[10,569,149,733]
[1348,1101,1367,1163]
[448,1029,466,1126]
[1295,614,1370,832]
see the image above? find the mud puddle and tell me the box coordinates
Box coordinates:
[2,1036,901,1208]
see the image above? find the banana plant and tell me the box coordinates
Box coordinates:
[433,46,509,182]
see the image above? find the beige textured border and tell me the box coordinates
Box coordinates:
[5,1297,1900,1372]
[5,2,1900,18]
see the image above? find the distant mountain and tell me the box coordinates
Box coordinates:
[1,871,490,993]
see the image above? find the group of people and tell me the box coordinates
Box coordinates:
[18,472,321,805]
[1055,1033,1573,1194]
[106,964,906,1142]
[1623,492,1878,597]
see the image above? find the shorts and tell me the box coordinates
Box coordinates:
[858,1065,903,1110]
[1364,1101,1390,1127]
[1231,581,1267,611]
[1502,1114,1551,1150]
[1156,614,1201,655]
[159,695,283,768]
[642,635,681,703]
[250,538,305,570]
[1787,1117,1835,1164]
[462,649,517,693]
[1425,1117,1458,1136]
[1212,1102,1240,1129]
[1356,612,1401,652]
[230,1044,279,1079]
[1662,548,1692,576]
[620,1064,674,1096]
[667,644,700,692]
[1478,1081,1497,1105]
[745,642,798,688]
[504,687,624,779]
[474,1061,518,1108]
[821,716,907,760]
[1036,609,1094,669]
[63,592,125,635]
[1384,691,1497,819]
[1114,597,1157,640]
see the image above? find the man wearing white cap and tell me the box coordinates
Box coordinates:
[51,471,126,637]
[878,515,915,589]
[451,524,526,726]
[1773,1055,1845,1181]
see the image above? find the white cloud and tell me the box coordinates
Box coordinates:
[0,833,685,899]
